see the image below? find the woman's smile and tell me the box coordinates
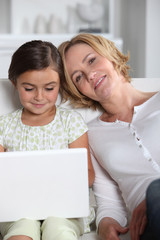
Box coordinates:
[94,75,106,89]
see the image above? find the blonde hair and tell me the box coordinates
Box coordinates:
[58,33,131,110]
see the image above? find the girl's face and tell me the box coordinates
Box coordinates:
[65,43,121,103]
[16,67,60,116]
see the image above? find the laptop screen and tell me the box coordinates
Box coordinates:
[0,148,89,222]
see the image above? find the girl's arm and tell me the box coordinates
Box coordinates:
[0,144,5,152]
[69,132,95,187]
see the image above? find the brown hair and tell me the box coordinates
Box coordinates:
[58,33,131,110]
[9,40,65,97]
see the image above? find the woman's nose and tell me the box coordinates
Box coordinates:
[88,71,97,82]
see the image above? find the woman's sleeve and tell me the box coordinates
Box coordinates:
[91,150,128,228]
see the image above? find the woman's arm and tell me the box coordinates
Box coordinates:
[69,132,95,187]
[91,152,129,238]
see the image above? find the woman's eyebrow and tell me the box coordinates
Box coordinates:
[71,70,79,79]
[82,53,92,63]
[71,53,92,79]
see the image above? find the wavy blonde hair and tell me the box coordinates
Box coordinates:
[58,33,131,110]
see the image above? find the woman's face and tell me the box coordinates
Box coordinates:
[65,43,121,102]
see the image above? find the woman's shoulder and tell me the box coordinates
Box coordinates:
[88,114,101,126]
[142,91,160,106]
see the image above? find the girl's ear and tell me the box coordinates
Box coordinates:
[11,80,17,88]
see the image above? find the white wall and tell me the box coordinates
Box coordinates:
[0,0,10,33]
[145,0,160,77]
[115,0,146,77]
[0,0,160,78]
[115,0,160,78]
[8,0,109,34]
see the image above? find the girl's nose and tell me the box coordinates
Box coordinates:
[34,89,43,100]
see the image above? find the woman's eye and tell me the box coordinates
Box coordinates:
[75,74,83,83]
[89,57,96,64]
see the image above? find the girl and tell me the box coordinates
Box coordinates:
[0,40,95,240]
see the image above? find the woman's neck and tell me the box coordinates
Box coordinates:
[100,83,155,123]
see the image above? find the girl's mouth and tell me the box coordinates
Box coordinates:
[32,103,45,108]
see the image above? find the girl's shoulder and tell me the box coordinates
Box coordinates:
[57,106,83,119]
[0,109,22,123]
[56,106,87,128]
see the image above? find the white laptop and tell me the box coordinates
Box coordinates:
[0,148,89,222]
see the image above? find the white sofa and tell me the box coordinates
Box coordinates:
[0,78,160,240]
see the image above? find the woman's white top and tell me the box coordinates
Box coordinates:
[88,91,160,227]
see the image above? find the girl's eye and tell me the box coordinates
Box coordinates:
[89,57,96,64]
[24,88,33,91]
[46,88,54,91]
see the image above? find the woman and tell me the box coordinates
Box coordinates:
[58,33,160,240]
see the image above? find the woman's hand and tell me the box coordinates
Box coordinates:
[129,199,147,240]
[98,217,129,240]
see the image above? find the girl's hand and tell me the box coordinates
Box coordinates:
[129,199,147,240]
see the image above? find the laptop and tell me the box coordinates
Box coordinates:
[0,148,89,222]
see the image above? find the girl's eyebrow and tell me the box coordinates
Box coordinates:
[22,83,35,86]
[22,81,57,86]
[45,81,57,86]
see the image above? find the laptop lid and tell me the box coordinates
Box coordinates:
[0,148,89,222]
